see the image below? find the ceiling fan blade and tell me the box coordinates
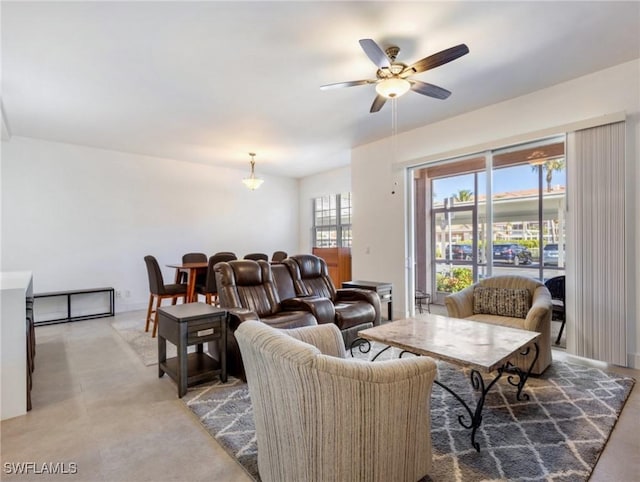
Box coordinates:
[401,44,469,77]
[370,94,387,113]
[410,80,451,100]
[320,79,376,90]
[359,39,391,69]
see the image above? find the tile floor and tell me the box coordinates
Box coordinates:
[1,310,638,481]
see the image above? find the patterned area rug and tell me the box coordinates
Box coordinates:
[182,346,634,482]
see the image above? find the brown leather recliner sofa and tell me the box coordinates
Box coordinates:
[214,256,381,379]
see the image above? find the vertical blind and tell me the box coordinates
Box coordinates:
[567,121,626,365]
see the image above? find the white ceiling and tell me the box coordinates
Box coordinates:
[2,1,639,178]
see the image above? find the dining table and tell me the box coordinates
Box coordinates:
[166,262,208,303]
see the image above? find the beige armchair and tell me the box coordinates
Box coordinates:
[445,275,552,375]
[235,320,437,482]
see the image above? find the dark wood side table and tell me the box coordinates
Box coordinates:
[157,303,227,397]
[342,280,392,321]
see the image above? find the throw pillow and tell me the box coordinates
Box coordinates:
[473,286,531,319]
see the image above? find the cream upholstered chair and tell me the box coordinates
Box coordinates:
[235,320,437,482]
[445,275,552,375]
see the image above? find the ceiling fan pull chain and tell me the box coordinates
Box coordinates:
[391,98,398,162]
[390,98,400,195]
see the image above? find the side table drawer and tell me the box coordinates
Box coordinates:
[187,317,224,345]
[378,288,392,299]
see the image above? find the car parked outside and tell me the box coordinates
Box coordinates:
[445,244,473,260]
[543,243,563,266]
[492,243,533,265]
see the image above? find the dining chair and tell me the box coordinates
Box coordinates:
[144,255,188,337]
[244,253,269,261]
[177,252,207,284]
[196,253,237,305]
[213,251,237,259]
[271,251,288,263]
[544,275,566,345]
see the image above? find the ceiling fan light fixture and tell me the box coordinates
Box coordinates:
[320,39,469,113]
[375,77,411,99]
[242,152,264,190]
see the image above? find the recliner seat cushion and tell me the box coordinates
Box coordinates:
[262,311,317,329]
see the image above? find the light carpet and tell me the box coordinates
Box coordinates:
[183,345,634,482]
[111,317,195,366]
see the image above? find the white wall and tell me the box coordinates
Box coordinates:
[1,137,299,312]
[350,59,640,367]
[297,166,351,253]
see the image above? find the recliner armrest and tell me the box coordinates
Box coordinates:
[336,288,378,304]
[228,308,260,330]
[335,288,381,325]
[281,296,335,324]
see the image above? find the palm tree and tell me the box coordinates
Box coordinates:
[531,158,565,192]
[452,189,473,202]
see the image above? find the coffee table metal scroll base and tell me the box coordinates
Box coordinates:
[349,338,540,452]
[432,343,539,452]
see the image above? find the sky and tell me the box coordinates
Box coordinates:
[432,164,567,203]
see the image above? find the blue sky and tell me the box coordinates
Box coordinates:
[432,164,567,202]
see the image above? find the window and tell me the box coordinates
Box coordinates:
[313,193,352,247]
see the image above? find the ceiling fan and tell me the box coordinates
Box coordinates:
[321,39,469,113]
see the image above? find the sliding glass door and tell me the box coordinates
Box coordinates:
[414,155,486,301]
[413,136,566,302]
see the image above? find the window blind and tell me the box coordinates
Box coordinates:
[566,121,626,365]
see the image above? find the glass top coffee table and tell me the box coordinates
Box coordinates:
[357,314,540,451]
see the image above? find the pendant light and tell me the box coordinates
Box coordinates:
[242,152,264,190]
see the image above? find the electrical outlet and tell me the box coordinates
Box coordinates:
[115,290,122,298]
[124,290,131,298]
